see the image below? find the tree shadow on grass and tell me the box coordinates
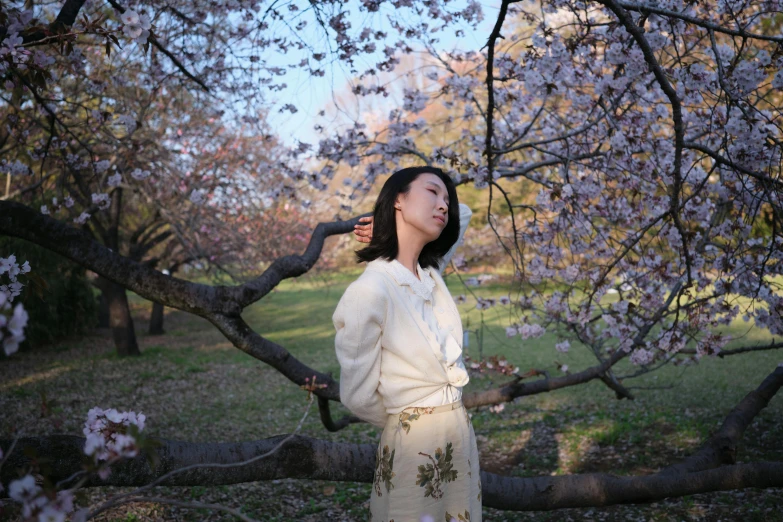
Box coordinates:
[475,413,562,478]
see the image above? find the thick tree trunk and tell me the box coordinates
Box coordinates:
[97,291,110,329]
[3,368,782,510]
[149,301,165,335]
[99,277,140,357]
[2,434,781,511]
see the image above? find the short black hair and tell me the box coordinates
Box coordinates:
[355,166,460,270]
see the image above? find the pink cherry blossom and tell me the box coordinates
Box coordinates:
[107,173,122,187]
[91,193,111,210]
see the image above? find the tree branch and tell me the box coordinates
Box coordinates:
[135,230,173,260]
[483,0,511,181]
[599,371,635,400]
[206,313,340,400]
[0,435,376,489]
[599,0,691,285]
[235,215,371,308]
[0,200,363,316]
[680,340,783,358]
[660,366,783,475]
[0,199,374,407]
[615,1,783,43]
[482,461,783,510]
[3,0,86,44]
[54,0,88,27]
[317,396,362,432]
[684,141,783,189]
[0,200,240,316]
[463,347,629,408]
[104,0,210,92]
[495,150,604,187]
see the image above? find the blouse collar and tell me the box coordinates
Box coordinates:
[369,258,436,302]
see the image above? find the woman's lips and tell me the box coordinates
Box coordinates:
[434,215,446,224]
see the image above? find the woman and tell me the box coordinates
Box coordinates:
[333,166,480,522]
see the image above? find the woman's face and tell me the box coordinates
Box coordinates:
[395,173,450,243]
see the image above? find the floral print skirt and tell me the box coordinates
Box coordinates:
[371,401,482,522]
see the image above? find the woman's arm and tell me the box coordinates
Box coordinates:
[333,279,388,428]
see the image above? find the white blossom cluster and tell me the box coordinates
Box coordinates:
[83,406,146,479]
[3,470,78,522]
[315,0,783,369]
[120,9,152,44]
[0,159,31,176]
[0,255,30,356]
[2,407,144,521]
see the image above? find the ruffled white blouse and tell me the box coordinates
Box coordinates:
[379,259,470,412]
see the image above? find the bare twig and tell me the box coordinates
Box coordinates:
[598,0,691,285]
[680,339,783,358]
[104,0,210,93]
[317,396,362,432]
[615,1,783,43]
[484,0,512,180]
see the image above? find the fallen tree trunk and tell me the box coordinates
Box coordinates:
[2,367,782,511]
[0,435,376,488]
[482,461,783,510]
[1,434,781,511]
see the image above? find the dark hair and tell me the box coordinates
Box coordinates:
[355,166,460,270]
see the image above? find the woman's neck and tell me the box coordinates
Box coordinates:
[394,215,429,281]
[395,249,423,281]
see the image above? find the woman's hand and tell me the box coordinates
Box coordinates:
[353,216,373,243]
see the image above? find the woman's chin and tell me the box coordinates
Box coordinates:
[427,231,443,242]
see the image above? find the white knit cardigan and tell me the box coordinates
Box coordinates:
[333,204,472,428]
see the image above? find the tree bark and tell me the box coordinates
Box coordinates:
[149,301,165,335]
[463,346,630,408]
[3,367,782,510]
[97,291,110,329]
[481,462,783,510]
[0,0,86,44]
[660,366,783,475]
[99,276,140,357]
[2,434,781,511]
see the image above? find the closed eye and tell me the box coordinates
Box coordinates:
[429,188,449,206]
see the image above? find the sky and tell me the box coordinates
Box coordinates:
[260,0,502,148]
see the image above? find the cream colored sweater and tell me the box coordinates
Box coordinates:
[379,258,470,411]
[333,204,472,427]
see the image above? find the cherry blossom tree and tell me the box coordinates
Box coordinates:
[318,0,783,401]
[1,0,783,514]
[1,0,306,353]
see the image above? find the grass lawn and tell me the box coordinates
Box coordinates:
[1,268,782,521]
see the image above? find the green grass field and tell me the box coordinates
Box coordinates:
[1,268,781,521]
